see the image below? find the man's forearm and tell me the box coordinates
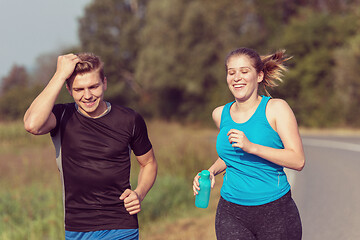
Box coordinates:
[134,158,157,202]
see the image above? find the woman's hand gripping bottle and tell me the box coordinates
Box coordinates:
[195,170,211,208]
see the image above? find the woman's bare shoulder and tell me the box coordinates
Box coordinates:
[212,105,225,129]
[267,98,292,113]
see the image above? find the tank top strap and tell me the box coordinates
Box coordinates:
[219,101,235,129]
[256,96,271,116]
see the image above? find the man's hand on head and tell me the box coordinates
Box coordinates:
[54,54,81,81]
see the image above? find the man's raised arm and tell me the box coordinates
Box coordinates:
[24,54,80,135]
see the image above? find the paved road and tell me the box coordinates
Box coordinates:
[287,134,360,240]
[148,134,360,240]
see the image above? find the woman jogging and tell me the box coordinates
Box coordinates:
[193,47,305,240]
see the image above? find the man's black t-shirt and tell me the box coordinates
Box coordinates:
[50,102,152,232]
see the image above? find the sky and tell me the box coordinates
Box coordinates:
[0,0,93,80]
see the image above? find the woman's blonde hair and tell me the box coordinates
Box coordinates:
[225,47,292,96]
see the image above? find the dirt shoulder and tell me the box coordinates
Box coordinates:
[141,214,216,240]
[140,177,223,240]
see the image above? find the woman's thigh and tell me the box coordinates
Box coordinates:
[215,192,302,240]
[255,192,302,240]
[215,197,256,240]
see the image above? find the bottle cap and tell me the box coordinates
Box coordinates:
[200,170,210,178]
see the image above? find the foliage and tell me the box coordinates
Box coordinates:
[0,120,219,239]
[135,0,264,120]
[0,185,64,240]
[78,0,149,106]
[31,52,59,86]
[333,34,360,126]
[1,1,360,127]
[270,7,360,127]
[0,85,42,121]
[0,65,28,95]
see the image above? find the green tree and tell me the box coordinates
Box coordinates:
[0,86,43,121]
[333,33,360,126]
[135,0,266,120]
[0,65,38,121]
[271,8,359,127]
[332,6,360,127]
[253,0,301,39]
[297,0,360,13]
[1,65,28,95]
[74,0,360,126]
[78,0,149,106]
[31,51,74,104]
[31,52,59,86]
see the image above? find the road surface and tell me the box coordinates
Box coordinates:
[144,133,360,240]
[288,134,360,240]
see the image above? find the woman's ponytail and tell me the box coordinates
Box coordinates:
[260,50,292,96]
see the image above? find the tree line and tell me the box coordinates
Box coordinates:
[1,0,360,127]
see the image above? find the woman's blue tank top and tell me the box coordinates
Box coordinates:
[216,96,290,206]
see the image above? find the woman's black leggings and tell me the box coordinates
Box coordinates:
[215,191,302,240]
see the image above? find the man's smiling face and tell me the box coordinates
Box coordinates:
[67,70,107,118]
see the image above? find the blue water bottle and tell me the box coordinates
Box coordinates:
[195,170,211,208]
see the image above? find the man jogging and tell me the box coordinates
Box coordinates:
[24,53,157,239]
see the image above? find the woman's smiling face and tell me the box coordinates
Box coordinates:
[226,55,263,101]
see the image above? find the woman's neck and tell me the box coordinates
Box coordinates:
[233,94,261,112]
[230,95,262,124]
